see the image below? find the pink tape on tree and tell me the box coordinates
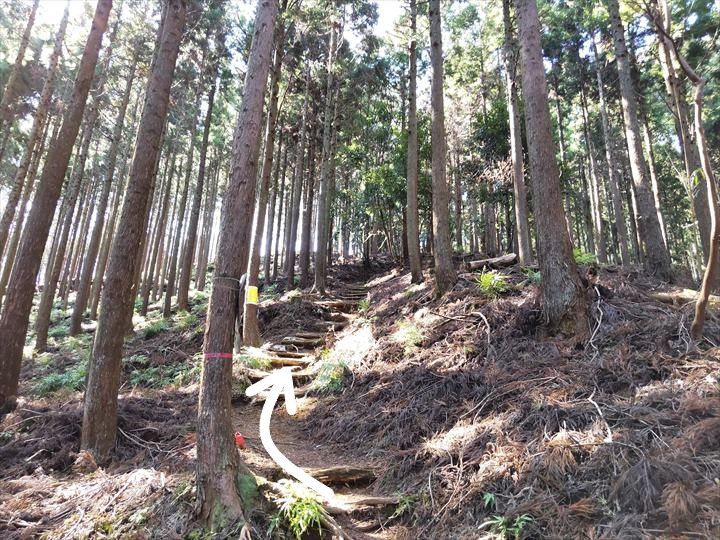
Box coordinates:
[204,352,233,359]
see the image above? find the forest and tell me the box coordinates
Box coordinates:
[0,0,719,538]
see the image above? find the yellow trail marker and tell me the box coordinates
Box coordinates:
[245,285,259,305]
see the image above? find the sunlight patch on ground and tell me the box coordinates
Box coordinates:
[330,324,375,367]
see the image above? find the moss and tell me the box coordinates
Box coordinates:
[236,472,259,511]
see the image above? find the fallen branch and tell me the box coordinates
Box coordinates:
[468,253,517,270]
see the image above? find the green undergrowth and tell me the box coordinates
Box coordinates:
[311,352,348,393]
[269,480,327,540]
[475,269,510,298]
[396,320,424,354]
[573,248,597,265]
[124,353,201,388]
[33,359,88,396]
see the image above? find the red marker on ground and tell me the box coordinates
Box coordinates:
[234,431,246,450]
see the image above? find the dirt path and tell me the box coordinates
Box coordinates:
[232,280,405,539]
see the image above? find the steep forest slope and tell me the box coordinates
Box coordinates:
[1,260,719,539]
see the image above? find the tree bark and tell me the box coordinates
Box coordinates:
[580,85,607,263]
[516,0,588,335]
[197,0,278,525]
[606,0,672,280]
[244,20,285,346]
[405,0,423,283]
[196,157,219,291]
[0,0,112,412]
[428,0,456,296]
[81,0,186,459]
[299,134,316,288]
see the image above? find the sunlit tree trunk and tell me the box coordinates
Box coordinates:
[502,0,531,265]
[428,0,456,295]
[244,19,285,345]
[81,0,186,460]
[313,10,339,294]
[406,0,423,283]
[284,71,309,289]
[517,0,588,335]
[606,0,672,279]
[198,0,278,525]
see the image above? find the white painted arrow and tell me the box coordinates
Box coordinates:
[245,367,334,499]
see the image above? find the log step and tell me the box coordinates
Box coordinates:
[281,336,325,348]
[322,311,349,322]
[266,348,309,358]
[316,300,357,313]
[315,320,349,331]
[267,355,313,367]
[294,331,327,339]
[307,466,376,486]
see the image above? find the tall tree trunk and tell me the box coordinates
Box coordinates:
[196,157,219,291]
[502,0,533,266]
[0,6,67,261]
[81,0,186,459]
[592,36,630,265]
[271,148,287,281]
[580,85,607,263]
[428,0,456,295]
[198,0,278,525]
[141,152,175,315]
[164,157,190,318]
[313,11,338,294]
[652,0,709,258]
[70,56,137,335]
[517,0,588,335]
[0,0,112,412]
[641,118,668,249]
[298,136,316,288]
[244,20,285,346]
[265,140,285,284]
[178,72,218,311]
[284,70,309,289]
[606,0,672,280]
[406,0,423,283]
